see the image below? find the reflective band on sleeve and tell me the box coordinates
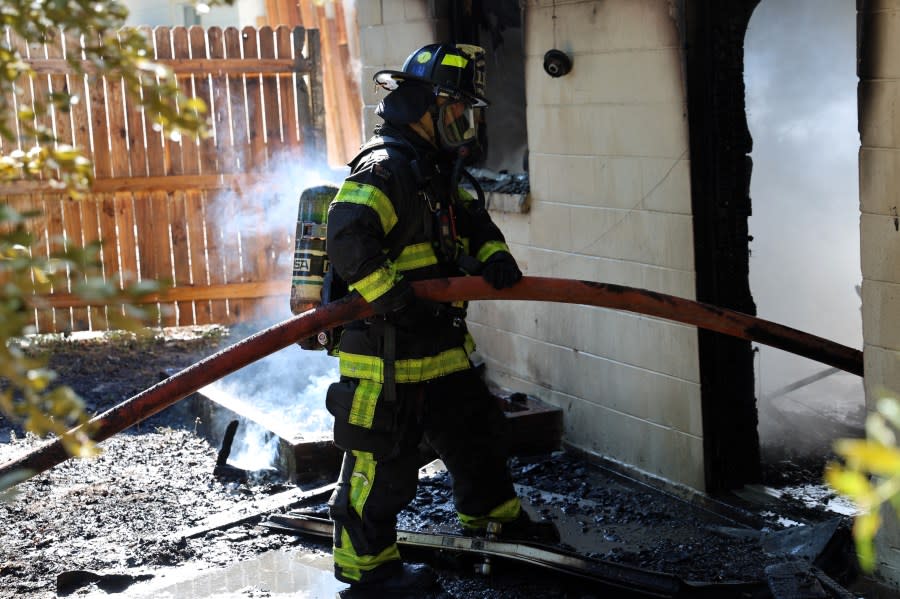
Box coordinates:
[476,240,510,263]
[349,380,382,428]
[333,181,398,235]
[457,187,474,204]
[441,54,468,68]
[349,261,401,303]
[340,339,475,383]
[457,496,522,530]
[395,242,438,271]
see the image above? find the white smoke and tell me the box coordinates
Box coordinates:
[745,0,864,451]
[201,149,347,470]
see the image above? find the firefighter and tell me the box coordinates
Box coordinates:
[325,43,555,596]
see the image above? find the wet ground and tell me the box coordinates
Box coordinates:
[0,325,889,598]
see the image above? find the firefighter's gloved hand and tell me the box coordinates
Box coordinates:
[481,252,522,289]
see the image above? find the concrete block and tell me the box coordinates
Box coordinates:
[858,7,900,79]
[859,147,900,216]
[862,279,900,349]
[530,154,642,210]
[525,0,680,55]
[527,102,688,158]
[863,345,900,407]
[471,327,703,435]
[402,0,429,21]
[529,154,691,215]
[468,300,699,382]
[381,0,406,24]
[355,1,382,27]
[641,158,692,215]
[527,48,685,106]
[484,369,705,490]
[859,80,900,149]
[861,213,900,282]
[359,22,434,67]
[527,200,694,270]
[485,211,531,246]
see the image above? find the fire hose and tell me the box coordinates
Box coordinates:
[0,276,863,485]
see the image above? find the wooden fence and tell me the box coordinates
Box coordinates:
[0,25,327,334]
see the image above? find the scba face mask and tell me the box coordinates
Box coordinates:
[435,100,477,149]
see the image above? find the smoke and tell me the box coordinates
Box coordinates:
[203,345,337,470]
[202,149,347,470]
[745,0,865,455]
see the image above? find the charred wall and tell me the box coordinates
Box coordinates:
[684,0,762,492]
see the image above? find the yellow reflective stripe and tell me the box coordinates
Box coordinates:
[349,450,377,515]
[458,186,474,204]
[395,242,437,271]
[476,240,510,263]
[458,496,522,530]
[460,237,470,255]
[340,344,474,383]
[349,380,381,428]
[333,181,398,235]
[334,529,401,579]
[442,54,468,68]
[349,261,401,303]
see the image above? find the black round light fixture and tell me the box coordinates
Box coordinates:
[543,49,572,78]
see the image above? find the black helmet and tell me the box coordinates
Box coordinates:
[374,43,489,107]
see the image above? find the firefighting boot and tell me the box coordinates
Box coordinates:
[337,562,450,599]
[479,511,560,545]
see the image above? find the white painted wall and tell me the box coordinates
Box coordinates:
[473,0,700,489]
[355,0,701,489]
[858,0,900,588]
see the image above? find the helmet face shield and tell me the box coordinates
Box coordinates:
[436,101,476,148]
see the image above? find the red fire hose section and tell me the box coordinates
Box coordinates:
[0,276,862,484]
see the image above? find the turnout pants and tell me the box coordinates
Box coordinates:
[326,368,520,584]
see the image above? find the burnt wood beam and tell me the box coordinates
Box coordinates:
[684,0,763,493]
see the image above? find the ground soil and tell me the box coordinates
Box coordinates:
[0,324,881,599]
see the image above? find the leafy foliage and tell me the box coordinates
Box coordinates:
[0,1,230,464]
[826,396,900,572]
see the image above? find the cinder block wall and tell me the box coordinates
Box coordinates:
[858,0,900,587]
[353,0,703,490]
[356,1,448,138]
[467,0,702,490]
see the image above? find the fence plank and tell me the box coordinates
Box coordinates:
[86,32,113,180]
[201,189,229,322]
[258,26,283,161]
[154,27,180,177]
[201,27,225,174]
[8,195,43,330]
[242,26,267,172]
[98,194,122,326]
[77,195,105,330]
[174,27,198,177]
[183,189,212,324]
[105,40,131,179]
[167,189,193,325]
[188,26,216,175]
[60,195,89,329]
[223,28,249,174]
[151,190,177,326]
[275,26,300,152]
[120,28,151,179]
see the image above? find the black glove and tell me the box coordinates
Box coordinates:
[481,251,522,289]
